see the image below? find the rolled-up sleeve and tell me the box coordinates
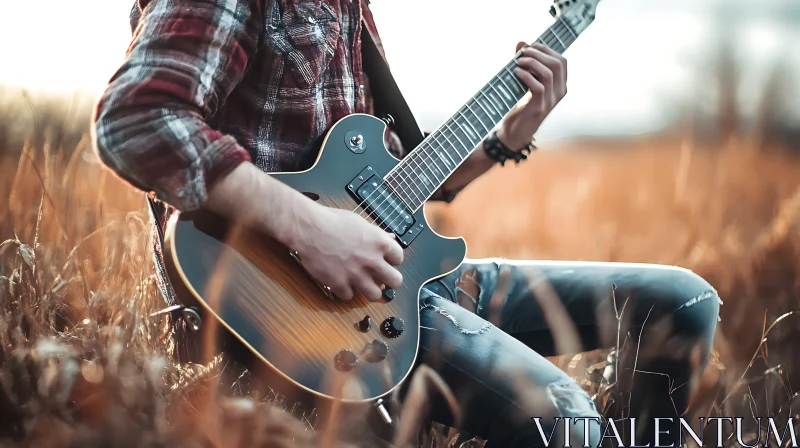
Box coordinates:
[92,0,263,211]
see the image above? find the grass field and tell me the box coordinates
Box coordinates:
[1,82,799,447]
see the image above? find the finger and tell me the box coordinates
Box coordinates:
[516,55,553,90]
[515,57,554,106]
[355,274,383,302]
[369,261,403,290]
[532,41,566,61]
[515,41,527,53]
[382,235,404,266]
[513,67,546,114]
[529,43,567,95]
[330,281,354,301]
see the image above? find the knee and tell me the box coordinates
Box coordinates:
[548,380,604,447]
[521,379,603,447]
[667,269,720,338]
[639,268,720,364]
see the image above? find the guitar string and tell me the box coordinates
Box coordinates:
[352,61,521,231]
[346,21,575,234]
[349,26,570,234]
[386,18,577,213]
[387,19,576,214]
[369,29,572,230]
[354,28,566,226]
[355,21,576,231]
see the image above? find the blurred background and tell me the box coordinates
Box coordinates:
[1,0,799,446]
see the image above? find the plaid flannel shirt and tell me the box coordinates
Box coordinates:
[93,0,460,212]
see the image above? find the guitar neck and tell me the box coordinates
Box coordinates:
[385,18,580,212]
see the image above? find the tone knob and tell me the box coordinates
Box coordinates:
[382,288,395,301]
[356,315,372,333]
[334,349,358,372]
[381,317,404,338]
[364,339,389,363]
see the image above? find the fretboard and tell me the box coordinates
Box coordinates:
[384,18,579,212]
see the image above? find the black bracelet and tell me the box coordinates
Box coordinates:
[482,130,536,166]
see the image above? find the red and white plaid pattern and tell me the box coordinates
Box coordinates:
[93,0,456,212]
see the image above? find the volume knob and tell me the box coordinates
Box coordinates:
[334,349,358,372]
[365,339,389,363]
[381,317,405,338]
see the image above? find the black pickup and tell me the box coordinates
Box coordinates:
[346,166,424,247]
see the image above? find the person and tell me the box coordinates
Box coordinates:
[92,0,721,446]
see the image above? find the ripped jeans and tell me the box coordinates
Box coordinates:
[401,258,721,448]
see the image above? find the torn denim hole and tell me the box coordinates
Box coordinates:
[545,380,602,446]
[546,379,600,417]
[419,299,493,335]
[454,268,481,314]
[454,260,505,315]
[546,379,602,443]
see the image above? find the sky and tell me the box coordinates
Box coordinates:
[1,0,797,142]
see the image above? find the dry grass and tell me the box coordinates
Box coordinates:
[1,75,799,447]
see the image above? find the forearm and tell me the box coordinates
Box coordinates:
[205,162,317,246]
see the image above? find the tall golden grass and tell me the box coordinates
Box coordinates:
[0,51,799,446]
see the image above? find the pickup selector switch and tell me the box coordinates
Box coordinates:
[381,317,405,338]
[382,288,395,301]
[356,315,372,332]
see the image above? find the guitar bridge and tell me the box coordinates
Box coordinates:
[346,166,423,247]
[289,250,336,300]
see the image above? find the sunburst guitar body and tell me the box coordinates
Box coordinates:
[163,114,465,403]
[161,0,600,409]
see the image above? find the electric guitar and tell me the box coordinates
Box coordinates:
[161,0,602,410]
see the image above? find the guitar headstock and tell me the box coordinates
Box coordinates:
[549,0,601,35]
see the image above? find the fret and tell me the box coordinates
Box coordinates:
[428,138,457,169]
[436,127,466,159]
[397,165,432,201]
[387,172,424,208]
[456,110,481,143]
[414,152,445,184]
[555,19,577,44]
[485,84,512,113]
[384,14,589,212]
[501,66,526,94]
[492,76,517,109]
[543,28,566,53]
[469,96,496,124]
[476,91,503,120]
[486,82,512,112]
[404,158,438,196]
[429,141,456,170]
[420,145,448,179]
[464,102,492,133]
[446,121,476,150]
[427,133,458,164]
[398,157,436,193]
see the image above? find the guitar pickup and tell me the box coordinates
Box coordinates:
[346,166,421,246]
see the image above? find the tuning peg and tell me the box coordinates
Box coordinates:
[549,5,557,17]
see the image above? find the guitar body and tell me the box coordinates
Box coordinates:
[161,0,600,408]
[162,114,467,403]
